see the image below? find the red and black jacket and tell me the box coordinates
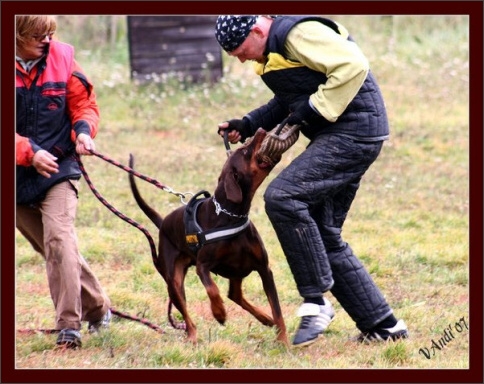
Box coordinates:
[16,40,99,205]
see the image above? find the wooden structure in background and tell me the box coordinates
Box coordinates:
[127,16,223,84]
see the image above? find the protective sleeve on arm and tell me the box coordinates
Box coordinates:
[67,60,100,142]
[244,96,288,134]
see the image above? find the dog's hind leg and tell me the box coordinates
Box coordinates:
[167,257,198,343]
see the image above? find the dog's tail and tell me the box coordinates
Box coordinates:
[128,154,163,229]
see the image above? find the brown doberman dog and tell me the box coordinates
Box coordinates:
[128,128,288,345]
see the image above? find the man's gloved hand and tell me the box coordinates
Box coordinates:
[217,118,251,143]
[257,122,300,167]
[286,100,321,127]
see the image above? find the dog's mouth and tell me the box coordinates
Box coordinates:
[257,159,272,169]
[256,156,277,170]
[250,128,279,170]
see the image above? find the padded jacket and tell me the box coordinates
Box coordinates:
[244,16,390,142]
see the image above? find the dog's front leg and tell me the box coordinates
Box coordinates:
[196,262,226,325]
[228,277,275,326]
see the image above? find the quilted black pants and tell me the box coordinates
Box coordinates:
[264,133,393,331]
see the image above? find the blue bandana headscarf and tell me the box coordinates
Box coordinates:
[215,15,258,52]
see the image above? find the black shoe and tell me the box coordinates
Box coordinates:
[88,309,112,334]
[356,319,409,343]
[56,328,82,349]
[292,298,335,347]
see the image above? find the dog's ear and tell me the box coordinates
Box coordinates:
[224,171,243,203]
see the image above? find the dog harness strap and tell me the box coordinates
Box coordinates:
[184,191,211,252]
[200,218,250,243]
[184,190,251,253]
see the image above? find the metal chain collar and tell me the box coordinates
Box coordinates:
[212,196,248,218]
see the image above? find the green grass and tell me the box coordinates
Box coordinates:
[15,15,469,370]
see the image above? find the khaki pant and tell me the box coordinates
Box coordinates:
[16,179,110,330]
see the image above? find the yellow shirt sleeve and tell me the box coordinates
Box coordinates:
[284,21,369,122]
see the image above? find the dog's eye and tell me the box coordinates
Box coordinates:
[232,168,239,180]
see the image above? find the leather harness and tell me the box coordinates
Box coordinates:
[184,190,250,254]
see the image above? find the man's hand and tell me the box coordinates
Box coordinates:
[32,149,59,178]
[75,133,95,155]
[217,118,250,143]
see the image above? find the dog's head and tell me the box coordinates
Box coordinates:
[217,128,277,206]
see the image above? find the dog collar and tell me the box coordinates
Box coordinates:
[212,196,249,218]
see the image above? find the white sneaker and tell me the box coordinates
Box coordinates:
[292,298,335,347]
[356,319,409,343]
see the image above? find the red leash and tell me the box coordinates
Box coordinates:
[76,150,180,334]
[76,152,159,266]
[87,149,193,204]
[17,308,164,335]
[18,150,194,337]
[78,149,202,334]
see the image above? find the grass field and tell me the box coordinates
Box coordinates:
[15,15,470,373]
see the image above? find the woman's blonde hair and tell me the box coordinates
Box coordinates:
[16,15,57,49]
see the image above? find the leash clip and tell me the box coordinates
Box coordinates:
[163,187,194,205]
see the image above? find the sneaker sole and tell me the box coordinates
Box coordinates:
[292,333,322,348]
[56,340,82,349]
[292,316,334,348]
[56,337,82,349]
[56,329,82,349]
